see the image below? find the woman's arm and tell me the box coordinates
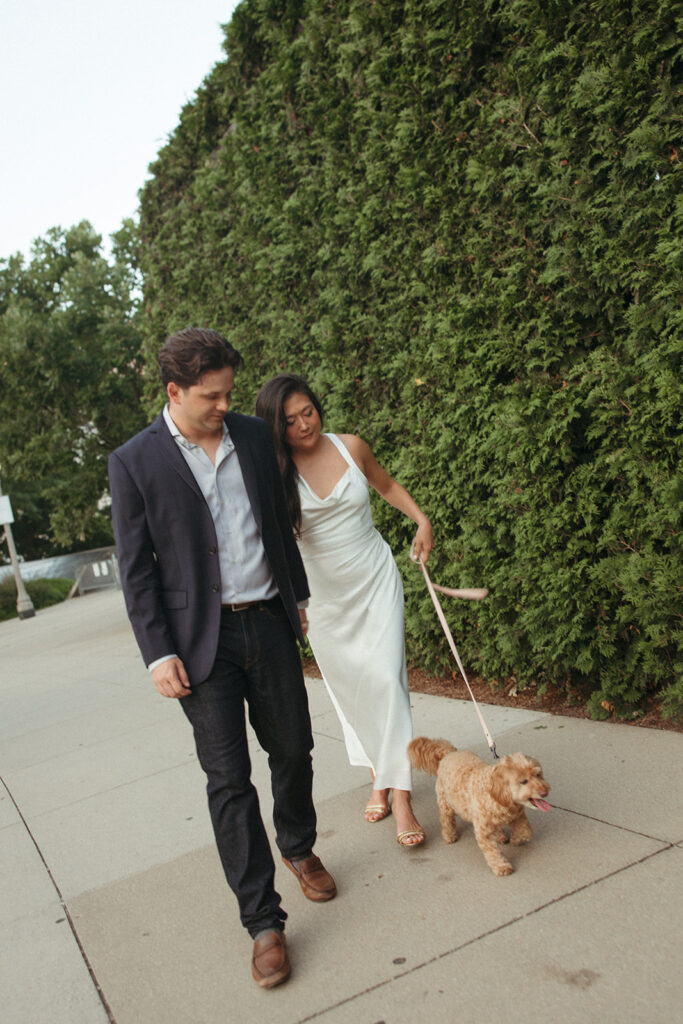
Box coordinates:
[340,434,434,563]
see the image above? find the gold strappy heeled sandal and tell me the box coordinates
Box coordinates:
[364,803,391,823]
[396,828,426,847]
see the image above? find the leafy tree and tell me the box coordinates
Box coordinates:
[0,220,146,559]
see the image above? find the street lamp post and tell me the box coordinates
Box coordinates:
[0,476,35,619]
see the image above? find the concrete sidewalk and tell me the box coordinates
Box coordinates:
[1,590,681,1023]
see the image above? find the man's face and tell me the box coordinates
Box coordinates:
[167,366,235,440]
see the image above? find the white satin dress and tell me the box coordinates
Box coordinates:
[297,434,413,791]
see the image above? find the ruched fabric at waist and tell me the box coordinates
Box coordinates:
[298,520,379,559]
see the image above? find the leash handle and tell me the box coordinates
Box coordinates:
[414,555,499,760]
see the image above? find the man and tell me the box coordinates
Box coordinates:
[108,326,335,989]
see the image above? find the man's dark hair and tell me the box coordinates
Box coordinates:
[158,327,244,389]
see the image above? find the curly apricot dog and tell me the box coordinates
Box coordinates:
[408,737,551,876]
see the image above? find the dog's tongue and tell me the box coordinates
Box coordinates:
[530,798,551,811]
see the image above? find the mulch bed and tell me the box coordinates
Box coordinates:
[301,659,682,734]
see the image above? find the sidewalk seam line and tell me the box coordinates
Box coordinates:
[294,843,674,1023]
[551,802,676,843]
[5,756,197,821]
[0,775,117,1024]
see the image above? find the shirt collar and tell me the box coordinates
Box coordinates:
[163,404,232,451]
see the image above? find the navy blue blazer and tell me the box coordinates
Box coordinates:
[108,410,309,684]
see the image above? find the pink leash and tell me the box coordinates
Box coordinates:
[412,553,499,760]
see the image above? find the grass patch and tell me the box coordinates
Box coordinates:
[0,576,73,622]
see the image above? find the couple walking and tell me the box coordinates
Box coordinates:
[109,326,433,988]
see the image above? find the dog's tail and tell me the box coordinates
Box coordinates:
[408,737,457,776]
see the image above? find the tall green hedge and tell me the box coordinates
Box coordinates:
[138,0,681,720]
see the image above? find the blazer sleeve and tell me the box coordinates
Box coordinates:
[108,448,176,667]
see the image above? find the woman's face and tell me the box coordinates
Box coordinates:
[283,391,322,452]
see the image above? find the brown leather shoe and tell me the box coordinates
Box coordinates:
[282,854,337,902]
[251,931,290,989]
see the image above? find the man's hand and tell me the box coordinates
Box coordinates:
[151,657,191,698]
[298,607,309,635]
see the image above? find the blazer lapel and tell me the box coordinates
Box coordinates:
[150,412,204,500]
[228,413,263,530]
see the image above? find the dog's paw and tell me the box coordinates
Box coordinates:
[510,823,533,846]
[492,861,514,876]
[510,835,531,846]
[442,831,458,844]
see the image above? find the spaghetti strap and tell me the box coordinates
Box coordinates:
[327,433,360,472]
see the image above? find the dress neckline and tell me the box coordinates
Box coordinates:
[297,434,360,501]
[298,464,350,502]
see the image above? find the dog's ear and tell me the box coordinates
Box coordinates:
[490,761,514,807]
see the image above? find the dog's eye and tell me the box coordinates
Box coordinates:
[520,779,528,785]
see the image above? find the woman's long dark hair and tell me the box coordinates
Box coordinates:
[255,374,324,535]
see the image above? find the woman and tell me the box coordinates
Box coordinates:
[255,374,433,846]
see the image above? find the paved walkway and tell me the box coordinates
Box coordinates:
[1,590,681,1023]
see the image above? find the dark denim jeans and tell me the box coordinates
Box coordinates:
[180,597,316,937]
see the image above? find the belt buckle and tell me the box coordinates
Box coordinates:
[230,601,251,612]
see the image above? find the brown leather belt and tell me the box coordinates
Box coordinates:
[221,597,277,612]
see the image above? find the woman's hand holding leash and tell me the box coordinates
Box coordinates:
[410,518,434,565]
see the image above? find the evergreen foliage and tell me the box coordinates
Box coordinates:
[138,0,682,720]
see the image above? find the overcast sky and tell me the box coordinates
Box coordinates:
[1,0,241,261]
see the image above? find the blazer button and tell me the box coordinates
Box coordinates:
[211,583,219,592]
[209,546,217,555]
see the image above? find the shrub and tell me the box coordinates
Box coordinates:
[0,577,73,622]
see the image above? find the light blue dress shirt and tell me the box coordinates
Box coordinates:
[147,406,279,672]
[163,404,278,604]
